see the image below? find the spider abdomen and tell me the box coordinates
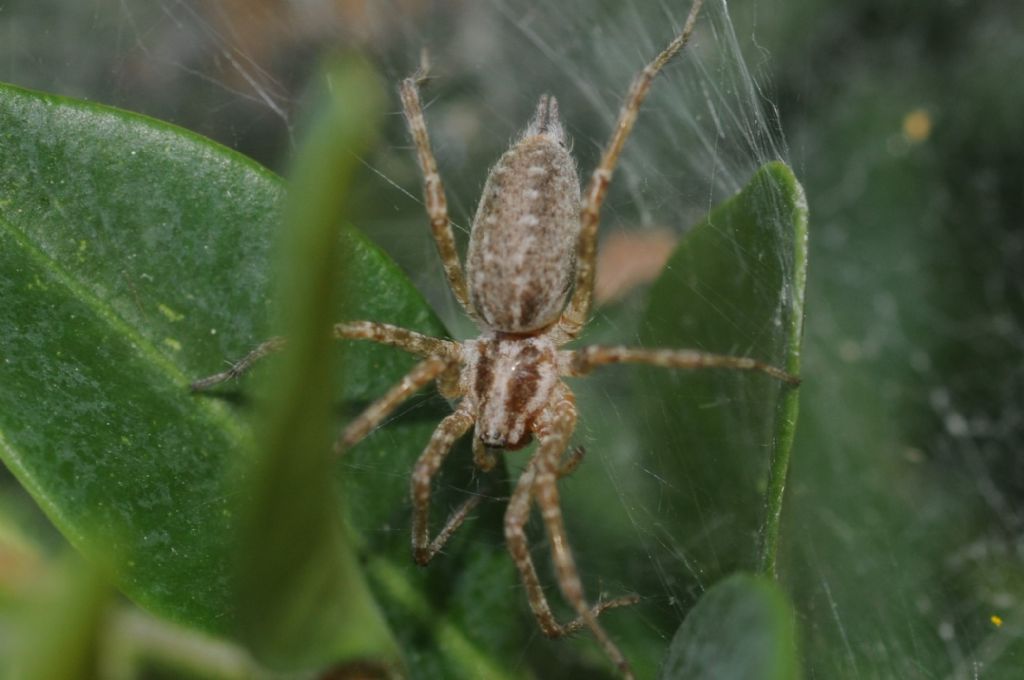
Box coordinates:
[463,334,560,450]
[466,95,581,334]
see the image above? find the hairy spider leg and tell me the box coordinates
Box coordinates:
[505,393,640,679]
[410,401,475,565]
[560,0,705,338]
[420,491,486,564]
[334,355,453,454]
[564,345,802,386]
[337,320,457,358]
[399,62,479,322]
[189,321,454,392]
[188,336,287,392]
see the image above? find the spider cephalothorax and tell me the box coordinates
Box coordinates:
[193,1,799,676]
[463,333,560,451]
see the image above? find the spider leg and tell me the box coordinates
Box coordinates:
[189,336,286,391]
[335,356,453,454]
[190,321,453,391]
[399,62,478,320]
[562,345,800,386]
[559,0,705,339]
[505,396,637,678]
[334,321,457,358]
[411,401,476,565]
[421,492,485,564]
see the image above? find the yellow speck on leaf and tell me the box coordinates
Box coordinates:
[157,303,185,322]
[163,337,182,352]
[991,614,1003,627]
[903,108,932,143]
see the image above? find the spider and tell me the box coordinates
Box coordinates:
[192,0,798,675]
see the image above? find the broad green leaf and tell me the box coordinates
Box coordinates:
[632,162,806,582]
[0,81,523,676]
[659,573,798,680]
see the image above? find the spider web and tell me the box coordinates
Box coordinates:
[4,0,1020,677]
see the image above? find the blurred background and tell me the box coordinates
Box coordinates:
[1,0,1022,677]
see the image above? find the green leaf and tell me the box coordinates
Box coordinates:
[658,573,798,680]
[634,161,807,580]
